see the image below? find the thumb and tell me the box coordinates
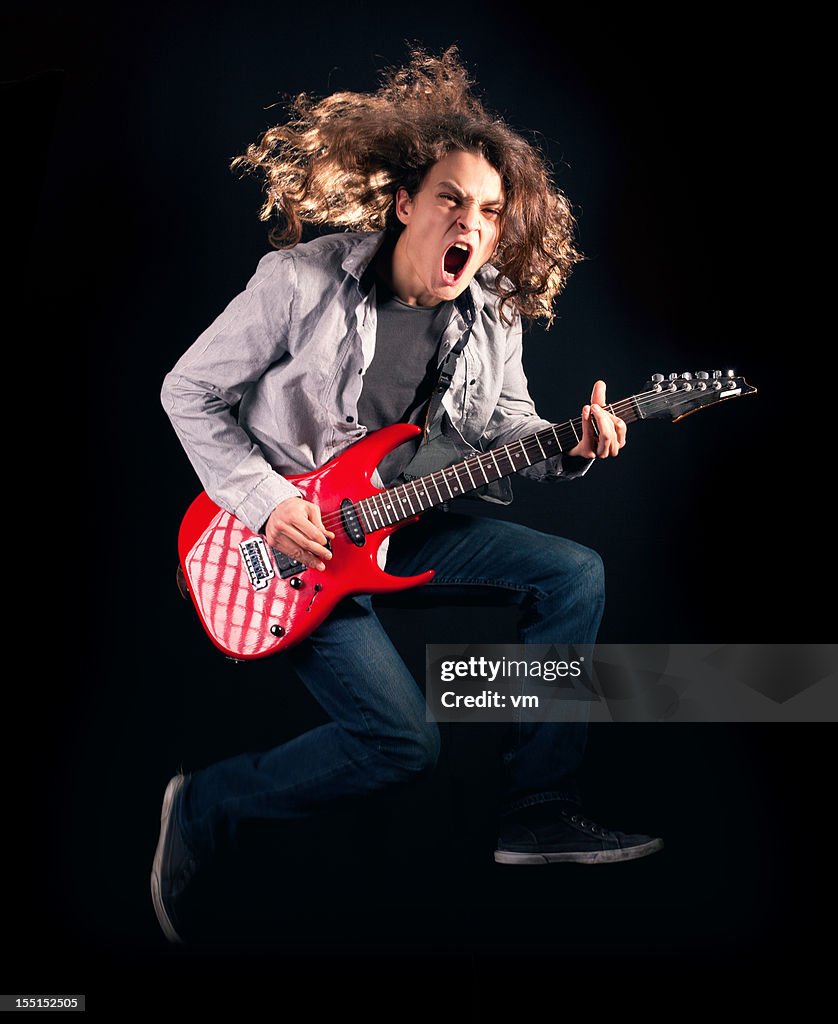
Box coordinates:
[590,379,606,407]
[308,502,335,539]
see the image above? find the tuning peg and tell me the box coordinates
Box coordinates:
[712,370,722,378]
[668,373,678,381]
[696,371,709,379]
[681,372,692,380]
[725,369,735,378]
[651,373,664,383]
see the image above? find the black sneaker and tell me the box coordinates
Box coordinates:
[150,774,199,942]
[495,802,663,865]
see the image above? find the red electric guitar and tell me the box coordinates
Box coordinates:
[176,370,755,660]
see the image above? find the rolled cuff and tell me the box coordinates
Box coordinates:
[217,460,304,534]
[557,453,595,479]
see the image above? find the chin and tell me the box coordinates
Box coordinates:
[435,275,474,302]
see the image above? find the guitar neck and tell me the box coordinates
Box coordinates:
[356,395,644,533]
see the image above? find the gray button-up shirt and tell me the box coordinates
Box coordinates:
[161,230,590,535]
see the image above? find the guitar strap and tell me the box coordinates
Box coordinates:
[399,292,512,504]
[399,298,485,490]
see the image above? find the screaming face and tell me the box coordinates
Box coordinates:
[389,150,505,307]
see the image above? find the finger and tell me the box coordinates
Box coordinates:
[276,523,331,568]
[590,379,607,408]
[289,508,334,555]
[306,503,336,542]
[591,404,611,458]
[614,416,627,448]
[575,404,592,455]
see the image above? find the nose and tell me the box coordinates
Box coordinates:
[457,201,481,233]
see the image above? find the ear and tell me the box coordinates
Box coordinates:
[394,186,413,227]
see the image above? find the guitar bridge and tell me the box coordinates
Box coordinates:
[239,537,276,591]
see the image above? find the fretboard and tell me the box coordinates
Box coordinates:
[355,395,643,533]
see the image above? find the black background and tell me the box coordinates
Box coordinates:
[5,3,831,1015]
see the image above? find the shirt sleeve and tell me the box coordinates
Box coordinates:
[483,318,594,482]
[160,250,304,533]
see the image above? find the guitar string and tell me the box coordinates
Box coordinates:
[288,384,737,536]
[312,385,735,533]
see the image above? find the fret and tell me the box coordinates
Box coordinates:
[430,473,445,504]
[499,446,515,474]
[411,480,427,511]
[359,392,646,535]
[379,491,395,523]
[392,486,408,519]
[368,497,384,529]
[375,492,393,526]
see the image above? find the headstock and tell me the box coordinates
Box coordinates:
[638,370,757,422]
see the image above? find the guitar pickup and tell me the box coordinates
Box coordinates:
[271,547,308,580]
[270,537,331,579]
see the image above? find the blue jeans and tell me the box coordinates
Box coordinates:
[179,509,605,857]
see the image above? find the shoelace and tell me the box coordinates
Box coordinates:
[563,810,610,836]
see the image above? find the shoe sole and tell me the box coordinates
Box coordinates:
[494,837,664,865]
[150,775,186,943]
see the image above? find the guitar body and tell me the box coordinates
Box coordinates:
[176,370,756,661]
[178,423,434,660]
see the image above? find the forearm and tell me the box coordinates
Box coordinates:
[486,319,594,482]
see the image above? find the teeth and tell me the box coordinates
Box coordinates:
[451,243,469,253]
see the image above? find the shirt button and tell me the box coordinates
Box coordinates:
[346,416,354,422]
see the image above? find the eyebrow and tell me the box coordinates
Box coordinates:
[436,179,505,207]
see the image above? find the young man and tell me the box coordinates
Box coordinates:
[154,48,662,943]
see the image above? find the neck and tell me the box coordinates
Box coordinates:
[384,233,442,308]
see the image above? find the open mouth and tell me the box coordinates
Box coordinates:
[442,242,471,283]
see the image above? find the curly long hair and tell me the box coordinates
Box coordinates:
[231,47,582,326]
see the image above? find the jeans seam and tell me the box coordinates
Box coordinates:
[427,577,548,600]
[298,627,434,771]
